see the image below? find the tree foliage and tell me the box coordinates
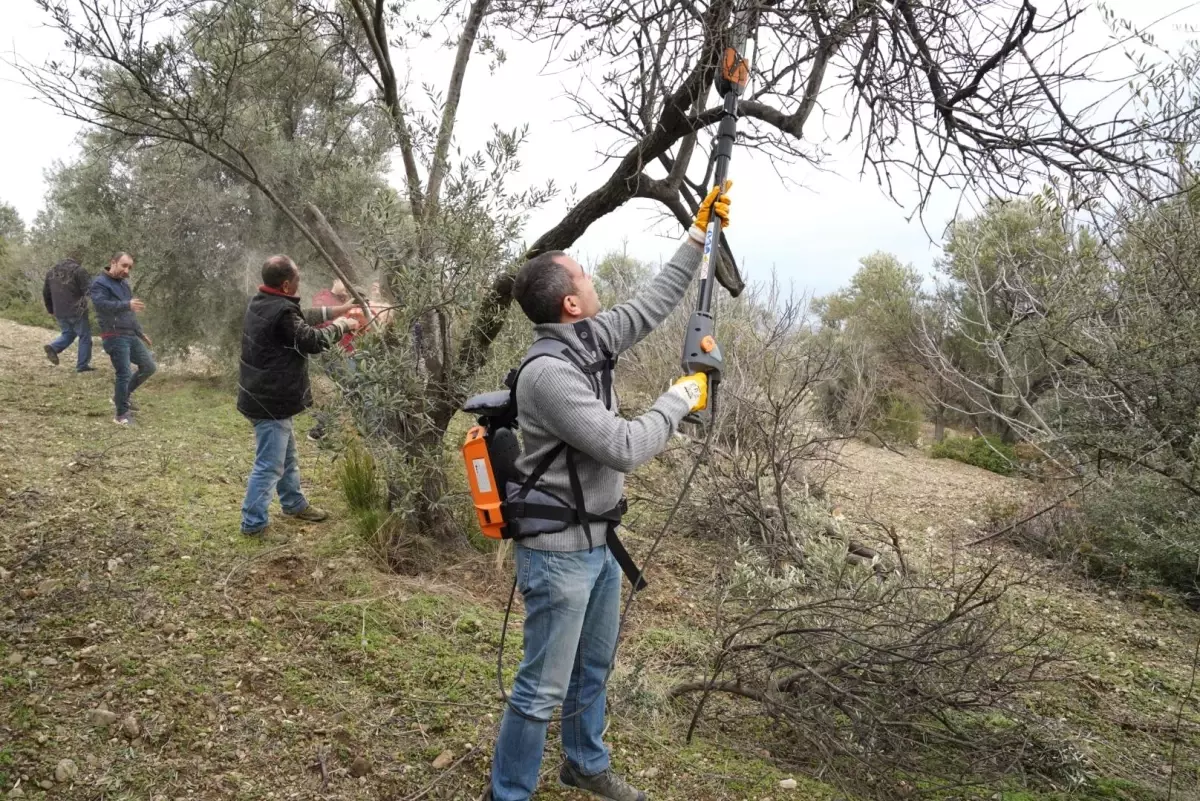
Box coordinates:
[927,198,1097,443]
[818,252,928,444]
[25,0,392,353]
[0,202,40,324]
[0,203,25,250]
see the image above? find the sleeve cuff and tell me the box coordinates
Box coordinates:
[652,390,692,427]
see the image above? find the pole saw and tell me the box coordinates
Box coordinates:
[682,3,759,426]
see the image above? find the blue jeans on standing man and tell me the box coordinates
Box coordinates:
[101,334,156,416]
[49,314,93,371]
[491,543,622,801]
[241,417,311,533]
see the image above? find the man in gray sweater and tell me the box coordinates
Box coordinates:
[485,183,730,801]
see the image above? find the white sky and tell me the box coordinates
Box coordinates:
[1,0,1196,297]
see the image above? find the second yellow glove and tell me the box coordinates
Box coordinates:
[669,372,709,413]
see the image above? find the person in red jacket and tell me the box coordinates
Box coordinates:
[307,279,389,440]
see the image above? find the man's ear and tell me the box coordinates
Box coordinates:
[562,293,581,318]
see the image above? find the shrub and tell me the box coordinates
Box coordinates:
[672,542,1075,798]
[931,434,1015,475]
[875,393,923,446]
[337,436,391,554]
[1018,474,1200,600]
[338,437,382,515]
[0,247,53,329]
[0,299,57,330]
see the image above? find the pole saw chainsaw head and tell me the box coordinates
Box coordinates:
[715,20,755,96]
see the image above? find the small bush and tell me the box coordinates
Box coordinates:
[0,300,57,330]
[931,434,1015,475]
[348,504,382,538]
[676,542,1072,798]
[337,438,394,559]
[338,437,382,515]
[1019,474,1200,599]
[875,393,923,446]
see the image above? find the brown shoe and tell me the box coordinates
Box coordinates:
[285,505,329,523]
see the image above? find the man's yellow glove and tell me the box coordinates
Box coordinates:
[689,180,732,244]
[669,372,709,413]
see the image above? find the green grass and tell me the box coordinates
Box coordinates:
[931,433,1017,474]
[0,301,57,329]
[338,436,383,514]
[989,777,1165,801]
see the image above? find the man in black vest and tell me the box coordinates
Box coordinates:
[237,255,360,536]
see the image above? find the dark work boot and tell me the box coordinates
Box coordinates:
[559,762,647,801]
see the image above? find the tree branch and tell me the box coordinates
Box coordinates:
[425,0,491,207]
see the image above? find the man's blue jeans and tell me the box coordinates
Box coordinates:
[241,417,309,533]
[491,544,622,801]
[49,314,92,370]
[101,335,156,415]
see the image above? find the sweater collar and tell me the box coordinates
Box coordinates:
[259,285,300,302]
[532,318,608,360]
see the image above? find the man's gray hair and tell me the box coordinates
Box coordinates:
[262,255,298,288]
[513,251,572,324]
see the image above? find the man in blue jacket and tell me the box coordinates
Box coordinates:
[89,252,156,425]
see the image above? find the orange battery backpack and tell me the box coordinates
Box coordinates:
[460,332,645,588]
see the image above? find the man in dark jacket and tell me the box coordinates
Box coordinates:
[42,254,94,372]
[89,252,156,425]
[237,255,359,536]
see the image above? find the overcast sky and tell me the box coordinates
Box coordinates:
[1,0,1196,297]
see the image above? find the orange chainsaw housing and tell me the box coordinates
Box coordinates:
[722,47,750,89]
[462,425,505,539]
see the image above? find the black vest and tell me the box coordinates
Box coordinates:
[236,291,314,420]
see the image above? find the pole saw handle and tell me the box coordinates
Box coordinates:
[682,374,720,428]
[681,306,723,428]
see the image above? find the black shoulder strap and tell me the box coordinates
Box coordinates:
[565,447,594,551]
[507,338,575,416]
[517,442,566,499]
[571,321,616,409]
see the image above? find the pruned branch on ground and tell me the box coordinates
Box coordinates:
[671,547,1078,799]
